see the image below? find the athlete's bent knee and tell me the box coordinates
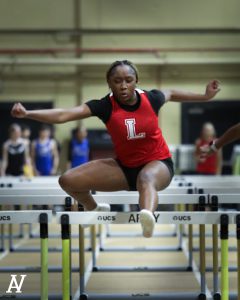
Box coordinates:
[58,173,70,190]
[137,172,155,190]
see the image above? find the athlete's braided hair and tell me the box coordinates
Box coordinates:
[106,60,139,82]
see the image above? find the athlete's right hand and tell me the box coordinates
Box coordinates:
[11,102,27,118]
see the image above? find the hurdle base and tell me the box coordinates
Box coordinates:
[2,234,24,239]
[79,292,201,300]
[80,294,89,300]
[198,293,206,300]
[213,293,221,300]
[0,294,62,299]
[106,231,177,238]
[193,246,237,252]
[98,246,182,252]
[9,246,82,253]
[0,266,79,273]
[92,265,191,272]
[205,266,237,272]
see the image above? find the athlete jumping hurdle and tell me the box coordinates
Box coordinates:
[11,60,220,238]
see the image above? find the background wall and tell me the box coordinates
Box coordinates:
[0,0,239,168]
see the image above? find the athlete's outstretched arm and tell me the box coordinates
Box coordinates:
[162,80,221,102]
[200,123,240,157]
[11,102,92,124]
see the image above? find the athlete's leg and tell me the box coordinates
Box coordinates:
[136,160,172,237]
[137,160,172,211]
[59,158,129,210]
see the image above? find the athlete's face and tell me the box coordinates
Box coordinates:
[108,65,137,105]
[39,129,51,140]
[202,124,215,140]
[76,128,87,141]
[10,127,21,140]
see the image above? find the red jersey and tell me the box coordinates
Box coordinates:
[196,139,218,174]
[103,89,171,167]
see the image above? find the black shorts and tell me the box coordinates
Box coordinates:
[116,158,174,191]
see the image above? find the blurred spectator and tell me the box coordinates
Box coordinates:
[67,126,89,169]
[31,125,59,176]
[51,125,61,156]
[21,124,34,177]
[200,122,240,155]
[1,123,30,176]
[21,124,31,150]
[195,122,222,175]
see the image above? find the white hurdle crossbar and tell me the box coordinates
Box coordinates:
[0,210,52,224]
[0,193,239,205]
[56,211,238,225]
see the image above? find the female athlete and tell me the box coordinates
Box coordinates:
[11,60,220,237]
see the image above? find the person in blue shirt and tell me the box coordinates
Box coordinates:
[67,126,89,169]
[31,125,59,176]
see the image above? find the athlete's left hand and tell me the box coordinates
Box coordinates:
[199,144,213,158]
[205,80,221,100]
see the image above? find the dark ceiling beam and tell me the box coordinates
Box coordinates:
[0,28,239,35]
[0,47,240,55]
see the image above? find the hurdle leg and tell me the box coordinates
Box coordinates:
[98,224,104,250]
[28,223,33,237]
[220,214,229,300]
[187,204,193,270]
[15,205,24,238]
[61,215,71,300]
[8,224,13,251]
[199,224,206,299]
[105,224,111,237]
[210,195,220,299]
[177,204,184,250]
[79,225,86,297]
[28,205,33,237]
[237,215,240,300]
[19,223,24,237]
[188,224,193,270]
[40,213,49,300]
[213,224,220,299]
[91,225,97,270]
[0,224,4,251]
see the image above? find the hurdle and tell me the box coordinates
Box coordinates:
[0,187,193,253]
[93,192,204,261]
[0,176,58,242]
[0,194,73,253]
[87,194,240,273]
[0,195,81,273]
[56,210,239,300]
[0,210,60,300]
[97,188,193,247]
[0,180,89,241]
[179,185,240,244]
[58,193,239,299]
[76,193,239,272]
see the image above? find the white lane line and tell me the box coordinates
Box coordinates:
[182,238,212,300]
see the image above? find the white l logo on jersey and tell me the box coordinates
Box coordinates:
[6,274,27,294]
[125,118,146,140]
